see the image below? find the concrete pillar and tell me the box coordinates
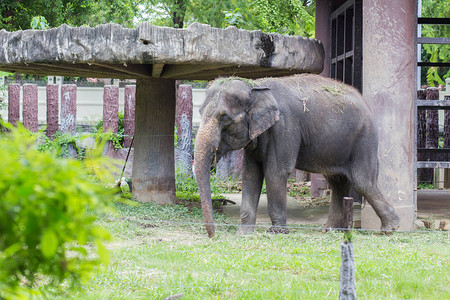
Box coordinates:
[124,85,136,148]
[8,84,20,126]
[22,84,38,132]
[132,78,176,205]
[361,0,416,231]
[315,0,330,77]
[103,85,119,133]
[46,84,59,137]
[175,84,193,176]
[216,149,244,180]
[60,84,77,134]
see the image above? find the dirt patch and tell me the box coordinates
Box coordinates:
[216,180,330,208]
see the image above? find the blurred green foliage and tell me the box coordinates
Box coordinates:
[0,123,114,297]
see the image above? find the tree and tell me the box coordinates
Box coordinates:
[420,0,450,87]
[144,0,315,36]
[0,0,94,30]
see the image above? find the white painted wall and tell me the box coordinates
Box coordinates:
[0,85,207,126]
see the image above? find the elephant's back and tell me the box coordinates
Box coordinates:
[259,74,371,119]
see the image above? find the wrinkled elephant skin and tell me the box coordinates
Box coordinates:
[194,74,400,237]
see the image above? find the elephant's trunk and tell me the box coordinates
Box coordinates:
[194,119,220,238]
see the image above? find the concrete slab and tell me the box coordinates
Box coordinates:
[417,190,450,219]
[221,191,449,228]
[221,193,361,227]
[0,22,324,80]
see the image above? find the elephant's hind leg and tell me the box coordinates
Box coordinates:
[354,183,400,232]
[350,162,400,232]
[324,175,352,230]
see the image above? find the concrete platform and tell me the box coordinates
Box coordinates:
[221,193,359,227]
[221,190,450,227]
[417,190,450,219]
[0,22,324,80]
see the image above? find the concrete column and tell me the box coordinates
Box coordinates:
[46,84,59,137]
[175,84,193,176]
[132,78,176,205]
[103,85,119,133]
[315,0,330,77]
[124,85,136,148]
[60,84,77,134]
[22,84,38,132]
[361,0,416,231]
[8,84,20,126]
[216,149,244,180]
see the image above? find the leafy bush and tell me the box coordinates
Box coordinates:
[94,111,125,150]
[0,124,113,297]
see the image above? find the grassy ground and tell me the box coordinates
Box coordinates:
[44,197,449,300]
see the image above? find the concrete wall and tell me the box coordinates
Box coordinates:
[0,85,207,126]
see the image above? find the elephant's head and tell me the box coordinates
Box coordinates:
[194,78,279,237]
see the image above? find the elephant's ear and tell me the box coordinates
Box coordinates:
[247,87,280,140]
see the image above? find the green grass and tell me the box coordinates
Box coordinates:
[43,199,449,299]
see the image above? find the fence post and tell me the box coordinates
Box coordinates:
[426,87,439,151]
[343,197,354,230]
[444,95,450,159]
[22,84,38,132]
[103,85,119,133]
[216,149,245,180]
[417,89,429,184]
[175,84,193,176]
[60,84,77,134]
[8,84,20,126]
[124,85,136,148]
[46,84,59,138]
[339,196,357,300]
[60,84,77,158]
[103,85,119,156]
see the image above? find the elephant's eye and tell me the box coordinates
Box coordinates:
[219,114,232,125]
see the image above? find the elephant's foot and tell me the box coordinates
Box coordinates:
[267,226,289,234]
[237,224,256,235]
[323,219,346,232]
[380,215,400,234]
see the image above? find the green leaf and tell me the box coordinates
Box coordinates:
[40,229,59,258]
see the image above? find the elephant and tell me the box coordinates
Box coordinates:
[194,74,400,238]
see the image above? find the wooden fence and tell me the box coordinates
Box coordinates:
[417,87,450,188]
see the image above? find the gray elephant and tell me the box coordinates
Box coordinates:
[194,74,400,237]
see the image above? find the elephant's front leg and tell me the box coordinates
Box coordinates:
[239,155,264,234]
[265,172,289,234]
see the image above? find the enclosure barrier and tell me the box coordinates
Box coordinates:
[417,87,450,188]
[5,83,137,141]
[4,82,198,175]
